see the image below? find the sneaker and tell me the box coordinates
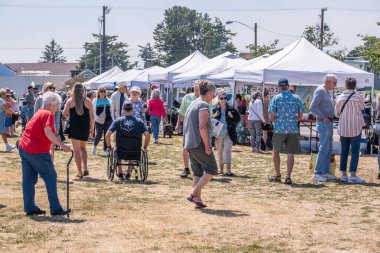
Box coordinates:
[5,144,15,152]
[180,168,191,178]
[26,208,46,216]
[51,208,71,216]
[91,145,96,155]
[339,175,348,182]
[256,149,265,153]
[102,151,108,157]
[348,176,365,184]
[312,174,327,182]
[322,173,337,181]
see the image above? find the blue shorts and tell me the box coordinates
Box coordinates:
[5,117,12,127]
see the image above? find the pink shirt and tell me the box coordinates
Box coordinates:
[335,90,365,137]
[148,98,166,117]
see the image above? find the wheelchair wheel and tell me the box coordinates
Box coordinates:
[107,148,116,181]
[139,149,149,182]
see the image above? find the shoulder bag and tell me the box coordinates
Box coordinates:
[95,99,107,124]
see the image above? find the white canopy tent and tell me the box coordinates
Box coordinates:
[173,52,247,84]
[83,66,123,89]
[235,37,374,88]
[207,54,269,84]
[148,50,209,82]
[100,68,145,86]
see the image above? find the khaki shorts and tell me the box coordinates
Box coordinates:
[187,143,218,177]
[273,133,300,154]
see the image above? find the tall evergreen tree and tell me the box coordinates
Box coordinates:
[138,43,158,68]
[40,39,67,63]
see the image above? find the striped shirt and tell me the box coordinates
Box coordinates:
[335,90,365,137]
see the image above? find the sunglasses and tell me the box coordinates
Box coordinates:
[48,86,56,90]
[99,90,106,93]
[219,97,227,100]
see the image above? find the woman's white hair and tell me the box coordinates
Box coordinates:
[323,74,337,84]
[151,89,160,99]
[42,91,61,107]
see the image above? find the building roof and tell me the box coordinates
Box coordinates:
[5,63,78,76]
[0,63,15,76]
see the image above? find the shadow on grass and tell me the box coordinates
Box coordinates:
[336,182,380,187]
[211,178,232,184]
[291,183,326,189]
[57,180,74,185]
[0,204,6,209]
[200,209,249,217]
[71,177,109,183]
[30,215,86,223]
[148,161,157,165]
[156,143,173,146]
[113,180,160,185]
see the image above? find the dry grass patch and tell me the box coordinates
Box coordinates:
[0,135,379,252]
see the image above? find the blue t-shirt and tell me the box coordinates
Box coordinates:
[20,107,30,119]
[219,110,228,137]
[269,91,303,134]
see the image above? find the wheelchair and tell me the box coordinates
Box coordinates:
[107,133,149,182]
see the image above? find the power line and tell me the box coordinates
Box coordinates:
[0,4,379,12]
[257,26,301,38]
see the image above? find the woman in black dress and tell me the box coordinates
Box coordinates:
[63,83,94,178]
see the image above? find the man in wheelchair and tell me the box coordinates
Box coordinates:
[105,101,150,179]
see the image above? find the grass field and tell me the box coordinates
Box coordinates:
[0,135,379,252]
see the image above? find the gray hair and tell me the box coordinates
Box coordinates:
[42,91,61,107]
[151,89,160,99]
[323,74,337,84]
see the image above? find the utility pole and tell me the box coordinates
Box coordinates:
[320,8,327,50]
[254,23,257,50]
[102,6,107,73]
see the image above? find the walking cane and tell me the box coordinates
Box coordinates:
[66,150,74,218]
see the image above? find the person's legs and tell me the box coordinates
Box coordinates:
[254,121,263,151]
[315,121,333,175]
[349,134,361,176]
[150,116,160,141]
[215,136,225,172]
[102,120,112,151]
[183,148,189,168]
[93,122,103,148]
[248,121,255,151]
[378,135,380,179]
[340,136,350,175]
[192,173,213,200]
[286,154,294,178]
[71,139,83,176]
[1,133,8,144]
[80,141,88,172]
[263,130,268,150]
[273,150,281,176]
[30,153,62,212]
[20,148,39,213]
[222,136,233,174]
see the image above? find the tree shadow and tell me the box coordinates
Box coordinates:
[210,178,232,184]
[199,209,249,217]
[30,215,85,223]
[0,204,6,209]
[291,183,326,189]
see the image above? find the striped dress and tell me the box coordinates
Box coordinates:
[334,90,365,137]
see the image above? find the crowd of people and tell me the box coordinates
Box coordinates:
[1,73,380,214]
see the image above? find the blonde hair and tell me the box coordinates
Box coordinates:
[72,83,86,115]
[42,82,55,93]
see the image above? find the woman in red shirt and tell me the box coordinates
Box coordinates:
[19,92,71,216]
[148,89,166,144]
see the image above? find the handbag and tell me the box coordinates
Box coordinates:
[95,99,107,124]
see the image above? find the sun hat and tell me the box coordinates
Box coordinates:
[130,86,141,94]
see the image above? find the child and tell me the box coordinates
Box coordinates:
[20,101,30,132]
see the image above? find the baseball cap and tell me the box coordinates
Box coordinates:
[278,78,289,87]
[27,85,35,89]
[123,100,133,110]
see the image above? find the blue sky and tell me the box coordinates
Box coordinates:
[0,0,379,66]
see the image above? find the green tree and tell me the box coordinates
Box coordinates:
[247,39,281,58]
[153,6,236,65]
[40,39,67,63]
[138,43,158,68]
[303,23,338,49]
[78,34,130,74]
[349,35,380,74]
